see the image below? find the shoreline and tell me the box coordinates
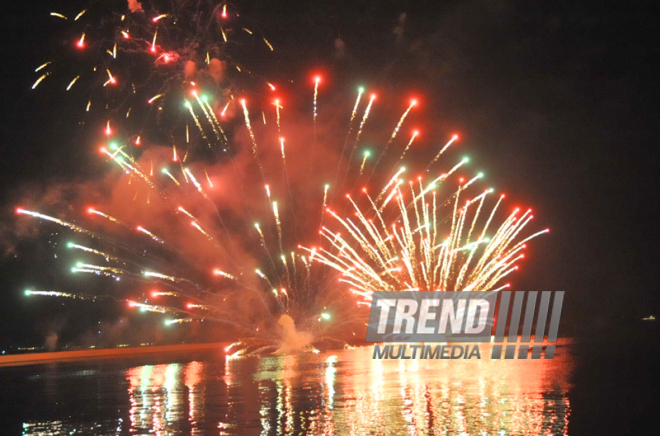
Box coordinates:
[0,342,227,367]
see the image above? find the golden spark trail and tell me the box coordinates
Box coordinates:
[165,319,195,325]
[25,290,96,301]
[338,92,377,190]
[379,179,404,211]
[162,168,180,186]
[152,291,178,297]
[313,76,321,130]
[70,267,111,276]
[16,208,93,235]
[480,194,505,239]
[263,38,274,51]
[187,303,211,310]
[110,146,135,163]
[255,269,274,287]
[104,69,116,86]
[184,168,208,198]
[412,158,469,203]
[143,271,185,282]
[185,100,211,147]
[148,94,163,104]
[377,99,417,167]
[273,201,283,252]
[177,207,196,220]
[349,88,364,132]
[241,99,265,178]
[279,137,287,162]
[88,208,125,227]
[397,130,419,163]
[375,167,406,203]
[213,269,236,280]
[281,255,292,288]
[35,62,51,72]
[112,155,156,190]
[323,184,330,207]
[202,99,227,142]
[427,135,459,170]
[274,99,282,135]
[137,226,164,243]
[193,92,222,142]
[278,137,295,210]
[359,151,370,175]
[191,221,213,240]
[74,263,127,276]
[32,73,50,89]
[128,301,176,315]
[66,243,120,262]
[66,76,80,91]
[355,93,376,146]
[241,99,258,156]
[254,223,265,240]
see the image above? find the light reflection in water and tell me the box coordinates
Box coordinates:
[19,342,571,435]
[126,362,189,434]
[184,360,202,429]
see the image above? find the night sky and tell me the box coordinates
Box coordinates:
[0,0,658,349]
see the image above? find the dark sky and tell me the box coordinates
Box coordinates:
[0,0,658,347]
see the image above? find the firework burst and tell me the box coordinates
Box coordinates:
[17,3,548,355]
[309,181,546,304]
[34,0,277,155]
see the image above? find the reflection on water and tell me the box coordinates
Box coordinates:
[17,342,572,435]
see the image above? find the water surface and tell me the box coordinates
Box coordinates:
[1,342,573,435]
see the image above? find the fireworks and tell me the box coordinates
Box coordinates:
[308,185,546,303]
[17,3,548,353]
[36,1,276,156]
[25,289,96,301]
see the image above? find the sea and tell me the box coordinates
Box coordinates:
[0,330,657,435]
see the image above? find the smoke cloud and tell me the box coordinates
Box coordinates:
[274,315,313,354]
[127,0,143,13]
[12,82,431,348]
[208,58,226,83]
[184,60,197,79]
